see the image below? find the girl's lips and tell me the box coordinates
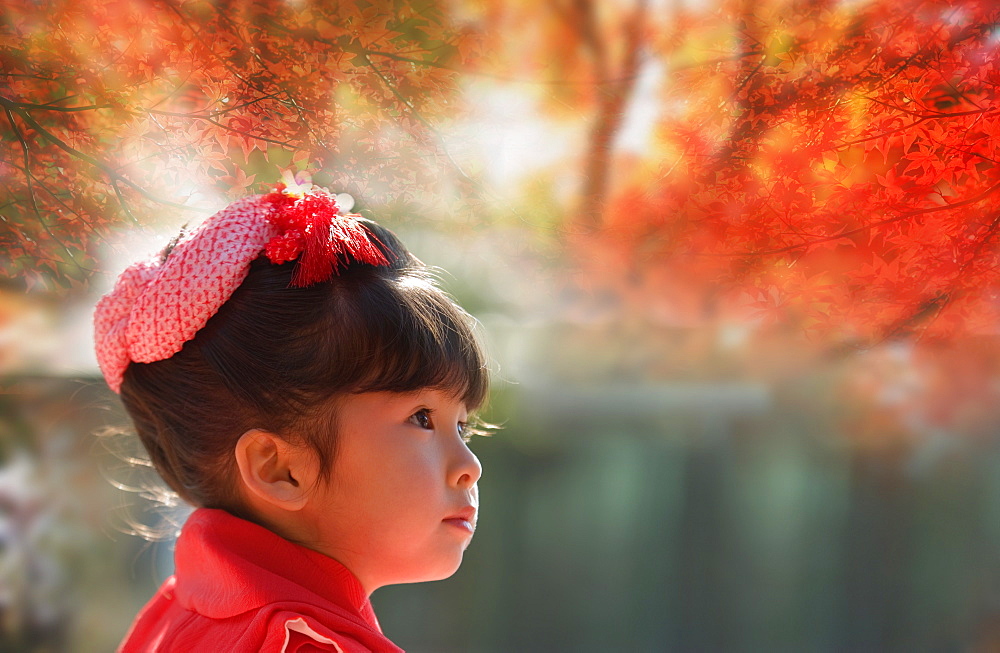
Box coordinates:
[443,517,475,534]
[443,506,477,533]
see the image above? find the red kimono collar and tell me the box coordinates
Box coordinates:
[172,508,381,632]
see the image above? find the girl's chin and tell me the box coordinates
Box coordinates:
[405,555,467,585]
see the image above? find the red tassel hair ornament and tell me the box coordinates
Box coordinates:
[262,174,390,287]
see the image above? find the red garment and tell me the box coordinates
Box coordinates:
[118,508,404,652]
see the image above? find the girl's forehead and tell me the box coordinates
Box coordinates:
[347,389,469,411]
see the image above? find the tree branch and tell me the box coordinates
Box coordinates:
[144,109,295,147]
[734,180,1000,256]
[576,0,649,230]
[361,53,478,188]
[0,95,200,214]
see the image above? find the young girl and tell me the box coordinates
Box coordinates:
[94,178,488,652]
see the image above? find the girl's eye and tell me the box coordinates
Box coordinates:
[458,422,470,443]
[410,409,434,430]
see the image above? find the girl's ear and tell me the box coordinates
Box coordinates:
[234,429,318,511]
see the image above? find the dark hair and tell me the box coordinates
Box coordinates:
[119,219,489,513]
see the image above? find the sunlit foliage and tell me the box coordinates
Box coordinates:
[597,0,1000,341]
[1,0,481,289]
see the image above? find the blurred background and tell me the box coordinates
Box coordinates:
[3,0,1000,651]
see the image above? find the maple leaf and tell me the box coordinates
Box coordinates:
[1,0,483,291]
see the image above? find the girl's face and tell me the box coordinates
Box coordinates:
[302,388,482,594]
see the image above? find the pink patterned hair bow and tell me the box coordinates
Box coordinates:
[94,185,389,393]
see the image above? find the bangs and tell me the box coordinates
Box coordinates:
[319,270,490,411]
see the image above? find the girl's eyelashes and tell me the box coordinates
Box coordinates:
[410,408,434,430]
[408,409,472,442]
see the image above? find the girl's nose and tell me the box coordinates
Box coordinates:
[451,440,483,489]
